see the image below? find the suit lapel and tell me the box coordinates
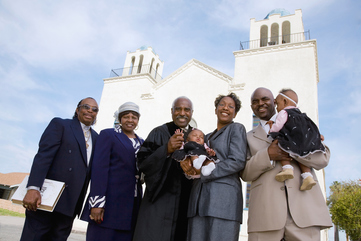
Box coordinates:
[252,124,272,144]
[70,118,87,165]
[114,130,133,150]
[207,122,232,147]
[113,130,138,171]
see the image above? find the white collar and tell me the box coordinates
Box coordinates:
[80,122,91,131]
[260,114,277,127]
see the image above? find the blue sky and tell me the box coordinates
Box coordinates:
[1,0,360,239]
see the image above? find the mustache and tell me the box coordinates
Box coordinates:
[176,115,189,120]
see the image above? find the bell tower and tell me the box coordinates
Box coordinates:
[121,46,164,82]
[96,46,164,132]
[249,9,305,48]
[234,8,319,128]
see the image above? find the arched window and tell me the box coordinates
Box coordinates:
[155,63,159,79]
[137,55,144,74]
[270,23,279,45]
[150,58,155,74]
[129,56,135,75]
[260,25,268,47]
[282,21,291,43]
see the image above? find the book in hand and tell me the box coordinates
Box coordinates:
[11,176,65,212]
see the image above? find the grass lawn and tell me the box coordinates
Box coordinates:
[0,208,25,217]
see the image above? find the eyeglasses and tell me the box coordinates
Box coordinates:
[79,104,99,112]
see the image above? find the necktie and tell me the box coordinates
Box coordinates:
[266,120,274,129]
[83,126,90,149]
[266,120,274,133]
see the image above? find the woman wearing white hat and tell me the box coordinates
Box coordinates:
[81,102,143,241]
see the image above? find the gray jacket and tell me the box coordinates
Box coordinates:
[187,122,247,222]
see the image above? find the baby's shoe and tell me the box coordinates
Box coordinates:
[193,155,207,169]
[275,168,294,182]
[300,176,316,191]
[201,162,215,176]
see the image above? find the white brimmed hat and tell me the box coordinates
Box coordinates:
[113,102,140,121]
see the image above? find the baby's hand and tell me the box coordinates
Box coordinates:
[207,148,216,157]
[175,129,183,135]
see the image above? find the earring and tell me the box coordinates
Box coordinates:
[135,125,139,130]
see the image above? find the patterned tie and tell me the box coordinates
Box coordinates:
[266,120,274,129]
[266,120,274,133]
[83,126,90,149]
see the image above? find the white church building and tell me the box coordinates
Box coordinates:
[94,8,329,241]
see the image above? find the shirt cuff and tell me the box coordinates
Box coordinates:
[89,196,106,209]
[27,186,40,191]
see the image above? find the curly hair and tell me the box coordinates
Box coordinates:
[118,110,140,122]
[214,92,241,113]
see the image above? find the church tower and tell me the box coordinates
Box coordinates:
[233,8,321,145]
[234,9,319,124]
[120,46,164,82]
[95,46,165,133]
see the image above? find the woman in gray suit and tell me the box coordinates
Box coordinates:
[185,92,247,241]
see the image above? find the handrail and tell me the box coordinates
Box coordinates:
[109,64,163,81]
[240,30,310,50]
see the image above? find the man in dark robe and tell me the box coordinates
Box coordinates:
[133,96,194,241]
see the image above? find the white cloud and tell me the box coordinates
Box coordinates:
[0,144,37,173]
[0,1,145,70]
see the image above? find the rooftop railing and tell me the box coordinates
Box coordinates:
[240,30,310,50]
[109,64,163,82]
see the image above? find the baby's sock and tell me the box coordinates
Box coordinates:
[201,162,215,176]
[193,155,207,169]
[301,172,313,180]
[282,164,294,170]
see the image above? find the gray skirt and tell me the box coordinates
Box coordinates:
[187,215,240,241]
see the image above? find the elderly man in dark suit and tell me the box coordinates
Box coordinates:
[241,87,332,241]
[133,96,194,241]
[20,97,99,241]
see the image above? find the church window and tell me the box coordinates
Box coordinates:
[270,23,279,45]
[129,56,135,75]
[245,115,261,209]
[137,55,144,74]
[252,114,260,129]
[282,21,291,43]
[260,25,268,47]
[150,58,155,74]
[155,63,159,79]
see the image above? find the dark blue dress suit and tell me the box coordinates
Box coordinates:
[21,117,98,241]
[81,128,143,241]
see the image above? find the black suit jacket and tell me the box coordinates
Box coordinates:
[27,117,98,217]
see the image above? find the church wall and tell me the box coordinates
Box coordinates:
[151,64,232,135]
[233,40,319,128]
[95,63,236,141]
